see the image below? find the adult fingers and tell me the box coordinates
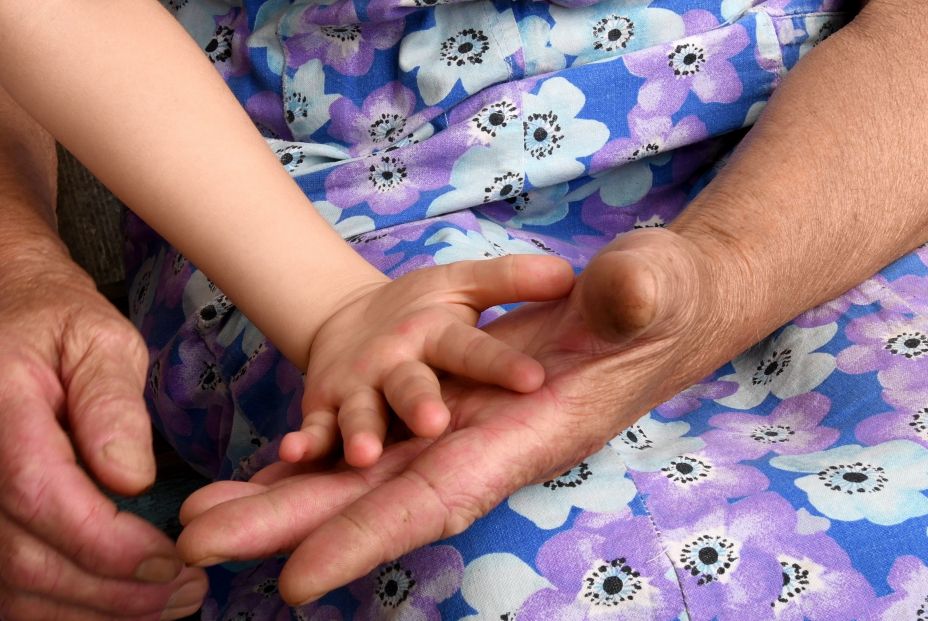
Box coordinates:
[0,583,205,621]
[276,418,549,605]
[0,512,207,618]
[382,360,449,438]
[0,362,182,583]
[443,255,575,309]
[60,321,155,496]
[178,471,373,565]
[178,480,269,526]
[426,322,544,393]
[177,439,429,566]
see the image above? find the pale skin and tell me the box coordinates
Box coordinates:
[0,0,924,618]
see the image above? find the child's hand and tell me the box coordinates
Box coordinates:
[278,254,575,467]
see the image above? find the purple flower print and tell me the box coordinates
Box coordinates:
[328,82,437,156]
[837,309,928,388]
[346,220,435,275]
[245,91,292,141]
[702,393,840,460]
[856,382,928,449]
[871,556,928,620]
[659,493,875,621]
[206,10,251,80]
[624,12,749,115]
[218,558,294,620]
[579,188,688,242]
[655,377,738,419]
[880,274,928,317]
[917,242,928,267]
[324,140,453,215]
[793,276,889,327]
[520,511,685,620]
[591,107,709,174]
[350,545,464,621]
[284,17,404,77]
[633,443,769,520]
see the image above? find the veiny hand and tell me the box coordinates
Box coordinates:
[178,227,748,605]
[0,249,207,619]
[279,254,575,468]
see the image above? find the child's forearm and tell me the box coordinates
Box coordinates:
[0,0,387,368]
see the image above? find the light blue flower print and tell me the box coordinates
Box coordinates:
[426,135,523,218]
[549,0,685,67]
[426,218,544,265]
[267,139,349,177]
[799,14,841,58]
[168,0,231,49]
[716,322,838,410]
[565,159,654,208]
[284,60,338,140]
[481,183,570,229]
[522,77,609,188]
[507,447,636,529]
[720,0,757,23]
[461,554,551,621]
[247,0,290,76]
[399,3,520,105]
[771,440,928,525]
[312,199,375,239]
[608,413,704,472]
[518,15,566,76]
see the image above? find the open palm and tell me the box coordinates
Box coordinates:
[177,228,737,605]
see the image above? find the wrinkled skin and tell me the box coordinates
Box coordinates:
[0,248,208,619]
[177,227,743,605]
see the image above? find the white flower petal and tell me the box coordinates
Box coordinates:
[507,448,635,529]
[461,554,551,621]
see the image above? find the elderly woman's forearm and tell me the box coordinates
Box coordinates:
[0,84,72,277]
[670,1,928,343]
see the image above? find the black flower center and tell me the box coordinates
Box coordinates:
[818,462,887,494]
[698,547,718,565]
[489,111,505,125]
[602,575,623,595]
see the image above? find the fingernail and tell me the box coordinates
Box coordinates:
[103,440,150,474]
[163,579,207,616]
[191,555,228,567]
[134,556,182,583]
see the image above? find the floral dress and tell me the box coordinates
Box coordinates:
[127,0,928,618]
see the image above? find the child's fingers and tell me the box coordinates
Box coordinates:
[338,388,389,469]
[427,322,545,393]
[447,255,575,309]
[383,361,450,439]
[279,410,339,463]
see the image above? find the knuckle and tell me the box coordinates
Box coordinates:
[0,531,44,592]
[0,462,52,528]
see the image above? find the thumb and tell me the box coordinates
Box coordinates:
[61,320,156,496]
[578,228,703,344]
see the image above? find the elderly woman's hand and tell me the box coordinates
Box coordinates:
[175,226,749,605]
[0,82,207,620]
[0,244,210,619]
